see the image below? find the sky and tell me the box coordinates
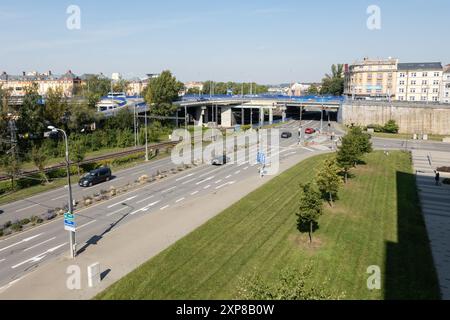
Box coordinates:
[0,0,449,84]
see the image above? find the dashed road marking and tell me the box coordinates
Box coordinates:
[191,191,199,195]
[51,195,66,201]
[77,220,96,230]
[196,176,214,185]
[0,233,44,253]
[175,197,185,203]
[162,186,176,193]
[15,204,39,213]
[160,205,170,211]
[11,243,67,269]
[23,237,56,252]
[215,179,223,184]
[204,185,211,189]
[107,196,137,209]
[234,170,241,175]
[136,195,154,204]
[107,206,128,217]
[176,173,194,181]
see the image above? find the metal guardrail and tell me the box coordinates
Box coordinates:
[0,141,177,182]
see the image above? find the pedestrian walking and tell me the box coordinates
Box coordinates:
[435,171,440,186]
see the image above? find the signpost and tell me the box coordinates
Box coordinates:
[64,212,76,232]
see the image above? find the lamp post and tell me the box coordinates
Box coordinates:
[144,110,149,161]
[48,126,76,259]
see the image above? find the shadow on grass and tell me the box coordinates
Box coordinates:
[384,171,441,299]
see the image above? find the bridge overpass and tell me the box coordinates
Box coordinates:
[98,94,343,128]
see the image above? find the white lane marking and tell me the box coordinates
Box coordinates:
[176,173,194,181]
[136,195,154,204]
[77,220,96,230]
[301,147,314,152]
[199,167,221,178]
[160,205,170,211]
[132,170,146,176]
[23,237,56,252]
[107,206,128,217]
[215,179,223,184]
[204,185,211,190]
[107,196,138,209]
[285,151,297,156]
[11,243,67,269]
[162,186,176,193]
[0,233,44,253]
[243,166,249,170]
[225,175,231,179]
[142,200,161,211]
[196,176,214,185]
[175,197,185,203]
[190,191,199,195]
[15,204,39,213]
[234,170,241,175]
[182,178,197,185]
[50,195,66,201]
[215,181,236,190]
[0,259,5,263]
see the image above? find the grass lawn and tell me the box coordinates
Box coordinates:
[96,151,440,300]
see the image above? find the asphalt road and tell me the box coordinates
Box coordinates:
[0,120,329,290]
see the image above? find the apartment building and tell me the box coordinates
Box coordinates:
[395,62,443,103]
[441,64,450,104]
[344,57,398,99]
[0,70,81,97]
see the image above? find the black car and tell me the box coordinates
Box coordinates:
[211,155,230,166]
[79,167,112,187]
[281,132,292,138]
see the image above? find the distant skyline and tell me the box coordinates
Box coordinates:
[0,0,449,84]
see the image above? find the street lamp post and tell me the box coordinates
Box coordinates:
[48,126,76,259]
[145,110,149,161]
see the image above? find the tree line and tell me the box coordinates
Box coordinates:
[297,127,373,242]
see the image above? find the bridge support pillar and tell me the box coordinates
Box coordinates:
[259,107,264,127]
[221,106,233,128]
[241,108,245,125]
[269,107,273,125]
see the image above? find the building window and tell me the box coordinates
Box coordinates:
[433,80,439,85]
[399,80,405,85]
[421,96,427,101]
[399,73,405,78]
[410,88,416,93]
[422,80,428,85]
[422,88,428,93]
[423,72,428,77]
[399,88,404,93]
[433,96,438,102]
[411,80,416,85]
[433,88,439,93]
[399,96,404,101]
[410,96,415,101]
[434,72,440,77]
[411,72,417,77]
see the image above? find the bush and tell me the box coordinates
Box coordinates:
[366,124,384,133]
[20,218,31,226]
[3,221,11,229]
[11,223,22,232]
[383,120,399,133]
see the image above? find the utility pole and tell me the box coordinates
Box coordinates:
[145,110,149,161]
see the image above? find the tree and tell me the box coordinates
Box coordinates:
[45,87,68,129]
[297,183,323,243]
[320,64,344,96]
[143,70,183,117]
[31,146,49,184]
[70,141,86,176]
[0,154,21,190]
[349,126,373,156]
[307,84,319,95]
[82,75,112,108]
[336,134,360,183]
[67,101,99,132]
[112,79,130,93]
[316,157,342,206]
[236,266,340,300]
[383,119,399,133]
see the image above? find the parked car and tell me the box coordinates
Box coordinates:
[281,132,292,138]
[79,167,112,187]
[211,155,230,166]
[305,128,316,134]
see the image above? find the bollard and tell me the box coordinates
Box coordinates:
[87,262,101,288]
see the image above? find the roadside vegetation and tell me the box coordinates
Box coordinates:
[96,133,439,299]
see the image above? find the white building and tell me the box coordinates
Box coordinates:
[396,62,443,103]
[441,65,450,104]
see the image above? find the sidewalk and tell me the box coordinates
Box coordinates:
[412,150,450,299]
[0,150,329,299]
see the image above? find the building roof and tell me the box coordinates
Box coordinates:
[0,71,80,82]
[398,62,443,71]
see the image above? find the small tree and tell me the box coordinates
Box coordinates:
[336,135,359,183]
[71,142,86,176]
[31,146,49,184]
[316,158,342,206]
[297,183,323,243]
[383,119,399,133]
[349,126,373,156]
[0,154,21,190]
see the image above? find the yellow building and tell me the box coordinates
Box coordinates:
[344,57,398,99]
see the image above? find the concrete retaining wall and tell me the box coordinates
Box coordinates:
[339,102,450,135]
